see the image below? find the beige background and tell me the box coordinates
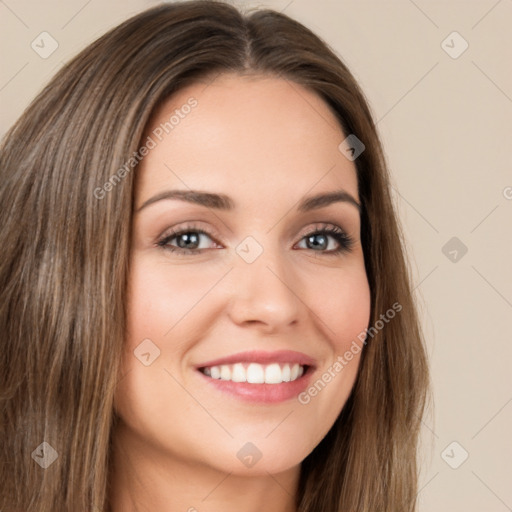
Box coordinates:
[1,1,511,510]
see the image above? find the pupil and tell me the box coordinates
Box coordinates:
[308,234,327,250]
[178,232,199,249]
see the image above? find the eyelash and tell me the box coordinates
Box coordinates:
[156,222,355,256]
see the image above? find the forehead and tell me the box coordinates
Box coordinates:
[136,73,359,204]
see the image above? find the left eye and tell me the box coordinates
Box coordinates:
[296,232,341,252]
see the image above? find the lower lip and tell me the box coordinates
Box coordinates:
[196,367,314,403]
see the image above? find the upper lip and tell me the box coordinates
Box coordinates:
[195,350,316,369]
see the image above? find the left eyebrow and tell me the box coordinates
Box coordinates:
[135,189,361,213]
[297,190,361,213]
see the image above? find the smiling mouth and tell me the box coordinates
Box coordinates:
[198,362,308,384]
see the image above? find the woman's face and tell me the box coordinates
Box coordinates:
[114,73,371,476]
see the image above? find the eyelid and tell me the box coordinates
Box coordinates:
[157,221,347,243]
[295,221,348,240]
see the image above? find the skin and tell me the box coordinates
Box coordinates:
[110,73,371,512]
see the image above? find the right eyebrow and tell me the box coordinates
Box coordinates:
[136,189,235,212]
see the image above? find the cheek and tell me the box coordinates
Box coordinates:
[289,263,370,450]
[308,262,371,351]
[125,256,220,347]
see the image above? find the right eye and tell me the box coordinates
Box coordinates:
[156,226,222,255]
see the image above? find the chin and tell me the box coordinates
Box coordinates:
[200,437,310,476]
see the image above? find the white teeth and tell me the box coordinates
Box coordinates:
[201,362,306,384]
[265,363,282,384]
[247,363,265,384]
[290,363,300,380]
[220,365,231,381]
[231,363,246,382]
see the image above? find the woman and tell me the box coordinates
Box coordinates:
[0,1,431,511]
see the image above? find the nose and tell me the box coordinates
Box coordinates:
[226,244,302,334]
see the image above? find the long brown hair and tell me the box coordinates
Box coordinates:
[0,1,431,510]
